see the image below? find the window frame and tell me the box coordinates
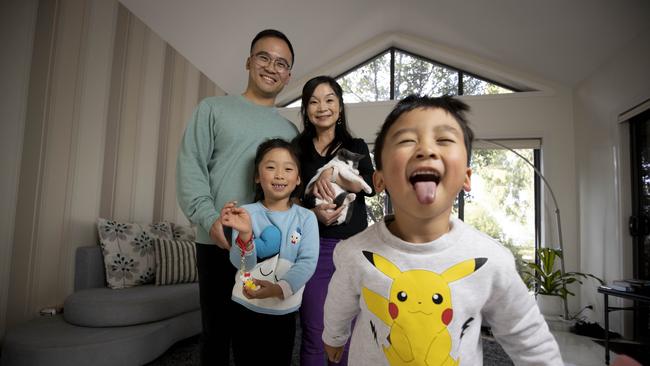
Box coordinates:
[281,47,520,107]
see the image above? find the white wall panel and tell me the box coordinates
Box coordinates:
[574,28,650,334]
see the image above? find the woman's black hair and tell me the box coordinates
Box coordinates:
[253,138,303,203]
[295,76,353,157]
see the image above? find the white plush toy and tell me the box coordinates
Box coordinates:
[306,148,372,225]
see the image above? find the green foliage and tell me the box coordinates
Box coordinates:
[470,149,534,225]
[366,191,388,225]
[338,53,390,102]
[337,49,512,103]
[394,52,458,98]
[523,248,604,300]
[465,205,527,280]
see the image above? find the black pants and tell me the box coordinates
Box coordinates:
[196,242,237,366]
[231,302,296,366]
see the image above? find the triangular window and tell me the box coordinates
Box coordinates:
[285,48,517,107]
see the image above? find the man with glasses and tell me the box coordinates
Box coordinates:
[177,29,298,365]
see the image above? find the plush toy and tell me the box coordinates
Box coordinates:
[306,148,372,225]
[241,271,260,291]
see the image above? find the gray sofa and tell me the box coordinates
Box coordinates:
[1,246,201,366]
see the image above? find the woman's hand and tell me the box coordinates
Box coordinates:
[243,279,283,299]
[312,167,336,202]
[313,203,344,226]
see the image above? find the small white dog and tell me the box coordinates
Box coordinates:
[306,149,372,225]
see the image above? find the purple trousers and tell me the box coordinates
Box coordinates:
[300,237,351,366]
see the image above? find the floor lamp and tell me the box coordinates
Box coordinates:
[475,138,569,319]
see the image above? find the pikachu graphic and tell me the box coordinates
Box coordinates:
[361,251,486,366]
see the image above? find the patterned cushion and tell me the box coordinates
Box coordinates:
[171,223,196,241]
[97,218,174,289]
[154,239,198,285]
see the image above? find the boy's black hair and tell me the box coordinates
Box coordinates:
[253,138,303,202]
[373,94,474,170]
[250,29,295,67]
[294,75,352,157]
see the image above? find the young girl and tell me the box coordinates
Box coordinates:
[220,138,319,366]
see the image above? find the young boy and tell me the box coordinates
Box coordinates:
[322,95,562,365]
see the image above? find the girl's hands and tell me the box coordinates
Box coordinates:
[220,201,253,242]
[242,279,283,300]
[313,203,344,226]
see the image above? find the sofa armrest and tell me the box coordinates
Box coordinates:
[74,246,106,291]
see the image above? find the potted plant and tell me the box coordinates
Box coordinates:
[523,247,604,321]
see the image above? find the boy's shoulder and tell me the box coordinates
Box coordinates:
[335,221,383,252]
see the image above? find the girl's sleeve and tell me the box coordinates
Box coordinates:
[277,210,319,293]
[176,100,220,235]
[355,139,375,197]
[228,227,258,270]
[322,240,359,347]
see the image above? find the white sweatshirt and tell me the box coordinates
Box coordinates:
[323,216,562,366]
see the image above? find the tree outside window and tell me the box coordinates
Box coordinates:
[285,48,515,108]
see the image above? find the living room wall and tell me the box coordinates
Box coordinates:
[574,27,650,335]
[0,0,222,340]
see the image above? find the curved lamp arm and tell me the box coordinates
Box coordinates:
[475,138,568,319]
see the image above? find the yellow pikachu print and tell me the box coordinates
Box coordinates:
[361,251,486,366]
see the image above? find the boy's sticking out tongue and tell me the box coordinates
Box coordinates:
[410,173,439,204]
[414,181,437,204]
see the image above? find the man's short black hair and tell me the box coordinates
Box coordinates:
[373,94,474,170]
[250,29,294,67]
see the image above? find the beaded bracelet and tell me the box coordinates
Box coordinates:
[236,234,253,252]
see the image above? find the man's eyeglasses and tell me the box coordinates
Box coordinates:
[252,52,291,74]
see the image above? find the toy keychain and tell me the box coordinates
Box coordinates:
[236,235,259,291]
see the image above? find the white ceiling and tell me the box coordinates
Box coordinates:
[119,0,650,103]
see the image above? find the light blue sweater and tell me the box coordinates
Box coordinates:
[229,202,319,315]
[176,95,297,244]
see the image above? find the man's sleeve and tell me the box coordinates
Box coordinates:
[176,100,219,237]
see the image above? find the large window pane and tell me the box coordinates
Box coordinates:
[464,148,536,274]
[338,52,391,103]
[395,51,459,98]
[463,74,514,95]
